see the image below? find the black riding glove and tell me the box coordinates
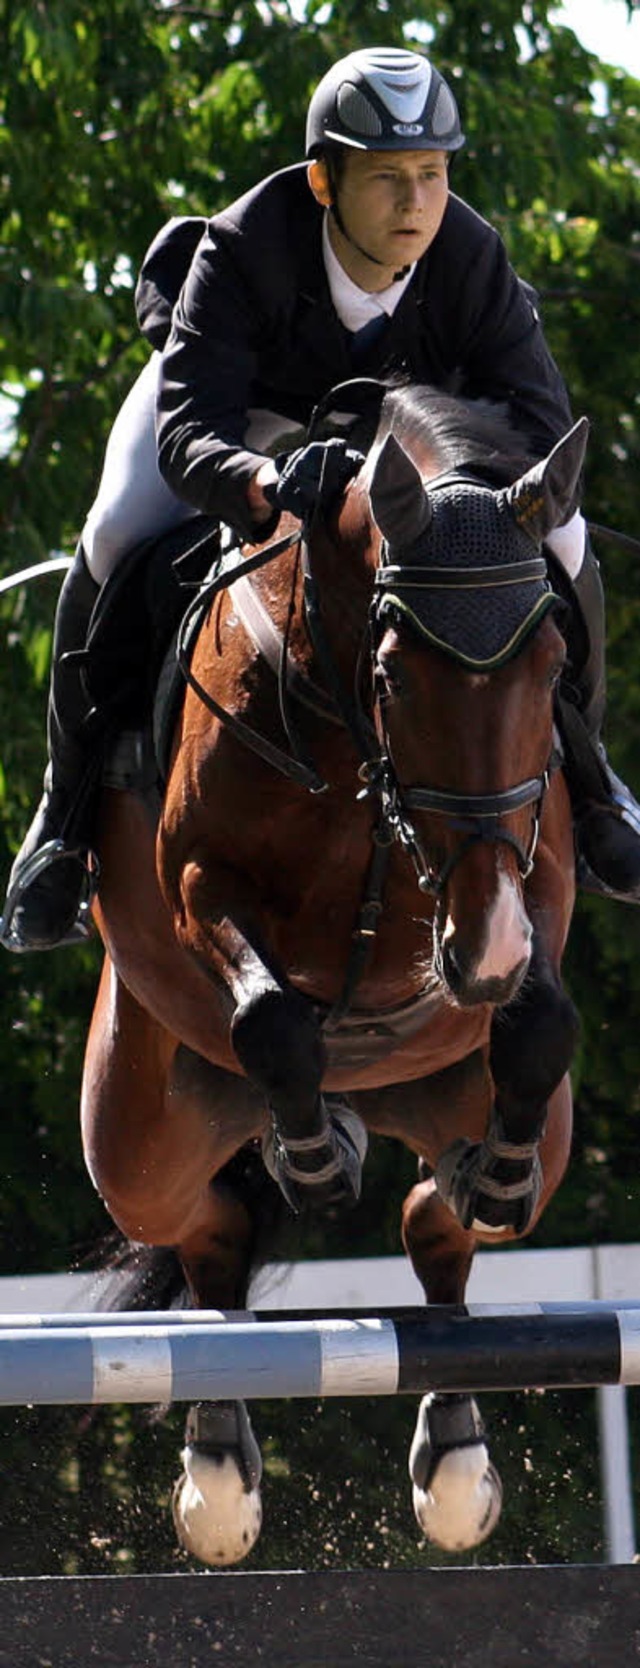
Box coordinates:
[264,438,365,522]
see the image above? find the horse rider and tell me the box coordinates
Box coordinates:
[3,44,640,951]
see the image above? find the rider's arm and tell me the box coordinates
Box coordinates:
[155,216,285,540]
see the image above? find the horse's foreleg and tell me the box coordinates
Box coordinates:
[178,869,367,1212]
[435,933,579,1234]
[229,934,368,1213]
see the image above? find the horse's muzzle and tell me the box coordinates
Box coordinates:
[437,936,531,1009]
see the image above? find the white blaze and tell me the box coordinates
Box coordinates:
[474,872,531,982]
[442,870,531,986]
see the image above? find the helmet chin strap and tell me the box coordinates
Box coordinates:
[329,203,411,284]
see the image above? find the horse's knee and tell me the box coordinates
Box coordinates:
[491,978,579,1108]
[231,986,325,1108]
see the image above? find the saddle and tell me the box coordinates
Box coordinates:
[79,515,222,795]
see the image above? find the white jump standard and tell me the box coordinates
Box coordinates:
[2,1304,640,1405]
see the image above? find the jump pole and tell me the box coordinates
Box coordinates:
[1,1303,640,1406]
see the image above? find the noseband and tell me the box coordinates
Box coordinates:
[357,752,550,899]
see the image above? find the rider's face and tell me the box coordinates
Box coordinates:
[330,148,449,289]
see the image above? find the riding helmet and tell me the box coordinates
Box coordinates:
[305,46,465,156]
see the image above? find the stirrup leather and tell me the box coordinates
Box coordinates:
[0,839,99,952]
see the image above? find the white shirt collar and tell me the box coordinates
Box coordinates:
[322,213,416,334]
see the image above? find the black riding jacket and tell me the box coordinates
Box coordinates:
[138,163,574,539]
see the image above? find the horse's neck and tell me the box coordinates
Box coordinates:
[306,493,379,668]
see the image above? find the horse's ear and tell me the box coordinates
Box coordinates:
[501,417,590,544]
[369,433,432,546]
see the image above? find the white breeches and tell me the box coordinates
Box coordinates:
[81,354,195,585]
[80,355,305,587]
[545,509,587,579]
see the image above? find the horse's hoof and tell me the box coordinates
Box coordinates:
[409,1393,502,1552]
[434,1130,542,1234]
[261,1099,368,1213]
[172,1401,263,1568]
[412,1448,503,1551]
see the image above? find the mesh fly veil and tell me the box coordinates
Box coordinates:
[375,476,558,670]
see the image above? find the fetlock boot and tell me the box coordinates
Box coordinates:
[0,546,102,951]
[553,539,640,903]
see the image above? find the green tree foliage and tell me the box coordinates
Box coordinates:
[0,0,639,1571]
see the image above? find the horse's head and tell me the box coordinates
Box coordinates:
[365,414,588,1008]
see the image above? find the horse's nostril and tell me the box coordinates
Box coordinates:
[441,936,530,1007]
[442,939,466,991]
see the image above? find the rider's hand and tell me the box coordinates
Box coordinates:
[264,438,365,521]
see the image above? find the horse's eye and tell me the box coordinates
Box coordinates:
[548,657,566,691]
[376,656,405,698]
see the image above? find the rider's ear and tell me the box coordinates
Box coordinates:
[307,159,333,208]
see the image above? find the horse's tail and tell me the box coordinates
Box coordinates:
[94,1139,292,1313]
[96,1236,187,1312]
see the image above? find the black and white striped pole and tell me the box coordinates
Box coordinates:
[1,1304,640,1406]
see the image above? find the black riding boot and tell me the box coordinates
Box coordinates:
[554,540,640,903]
[0,546,102,951]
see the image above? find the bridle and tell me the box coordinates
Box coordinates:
[173,457,560,1026]
[358,549,555,899]
[176,509,555,907]
[356,749,550,902]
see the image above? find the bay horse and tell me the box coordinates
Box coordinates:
[81,384,585,1564]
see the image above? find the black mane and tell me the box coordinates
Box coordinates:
[378,384,536,487]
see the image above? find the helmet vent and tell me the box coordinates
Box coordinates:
[336,84,383,138]
[431,83,459,138]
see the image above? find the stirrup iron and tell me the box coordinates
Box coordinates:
[0,839,99,952]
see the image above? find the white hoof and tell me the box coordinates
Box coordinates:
[412,1443,502,1552]
[172,1445,262,1567]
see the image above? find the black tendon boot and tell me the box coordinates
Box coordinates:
[0,546,102,950]
[554,540,640,903]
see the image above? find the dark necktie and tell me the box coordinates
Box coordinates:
[348,314,388,366]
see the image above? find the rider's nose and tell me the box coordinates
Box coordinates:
[397,181,419,210]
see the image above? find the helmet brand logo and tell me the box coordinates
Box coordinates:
[392,122,424,135]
